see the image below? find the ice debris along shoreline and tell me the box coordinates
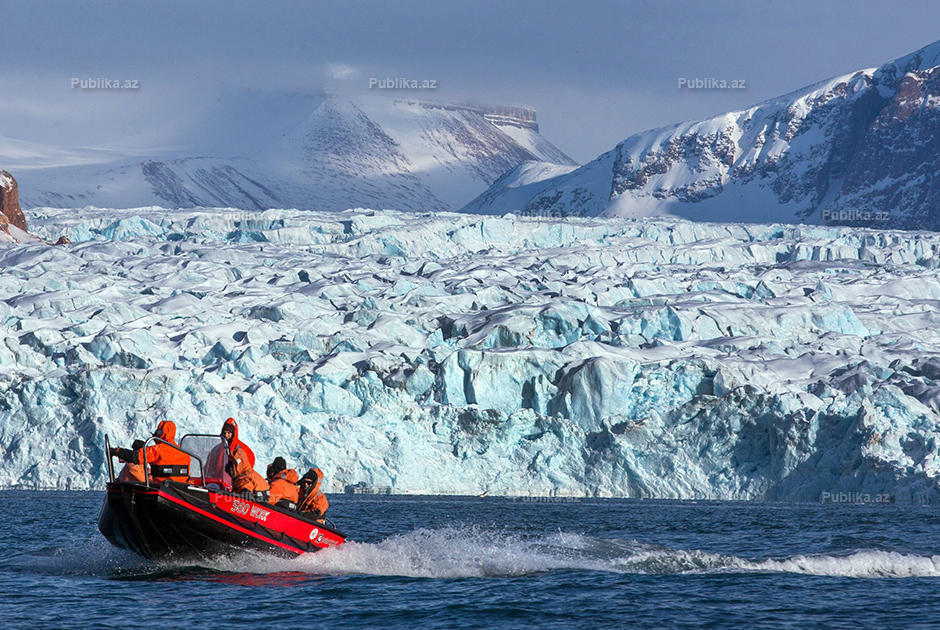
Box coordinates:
[0,207,938,500]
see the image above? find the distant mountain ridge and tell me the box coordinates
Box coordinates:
[7,96,575,212]
[461,41,940,230]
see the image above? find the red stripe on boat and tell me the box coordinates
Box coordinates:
[156,490,305,555]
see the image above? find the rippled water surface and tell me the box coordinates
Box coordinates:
[1,492,938,628]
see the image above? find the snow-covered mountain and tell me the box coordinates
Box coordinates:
[2,207,938,501]
[462,41,940,229]
[9,97,575,212]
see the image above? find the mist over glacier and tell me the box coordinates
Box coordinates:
[0,207,938,502]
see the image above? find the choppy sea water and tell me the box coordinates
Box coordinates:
[0,491,938,628]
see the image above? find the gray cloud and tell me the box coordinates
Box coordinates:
[0,0,937,161]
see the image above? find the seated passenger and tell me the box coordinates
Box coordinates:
[298,467,328,520]
[218,417,269,499]
[111,421,189,484]
[266,456,300,509]
[115,439,146,483]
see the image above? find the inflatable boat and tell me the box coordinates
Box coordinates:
[98,433,345,559]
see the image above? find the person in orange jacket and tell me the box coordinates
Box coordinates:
[111,421,190,484]
[298,467,329,519]
[116,439,146,483]
[144,420,190,483]
[219,417,269,497]
[266,456,300,509]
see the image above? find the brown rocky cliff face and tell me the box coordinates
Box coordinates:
[0,171,28,232]
[825,65,940,229]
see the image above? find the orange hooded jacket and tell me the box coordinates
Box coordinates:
[231,444,269,493]
[299,468,329,517]
[142,420,190,483]
[268,469,300,506]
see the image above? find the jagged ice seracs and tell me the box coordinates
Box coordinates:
[0,206,938,502]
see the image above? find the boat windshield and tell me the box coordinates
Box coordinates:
[179,434,228,484]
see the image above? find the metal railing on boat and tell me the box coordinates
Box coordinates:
[104,433,206,488]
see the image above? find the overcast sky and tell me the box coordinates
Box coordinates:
[1,0,937,162]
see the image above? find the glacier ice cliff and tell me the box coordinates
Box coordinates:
[0,206,938,502]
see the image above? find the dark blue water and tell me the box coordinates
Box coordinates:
[0,492,938,628]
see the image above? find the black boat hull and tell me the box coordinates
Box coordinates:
[99,481,344,560]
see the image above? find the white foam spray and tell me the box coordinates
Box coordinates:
[187,527,940,580]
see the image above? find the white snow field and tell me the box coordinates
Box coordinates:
[10,97,576,214]
[1,207,939,501]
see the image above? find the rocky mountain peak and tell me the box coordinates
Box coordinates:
[462,40,940,230]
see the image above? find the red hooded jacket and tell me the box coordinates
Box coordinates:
[221,418,268,493]
[222,418,255,467]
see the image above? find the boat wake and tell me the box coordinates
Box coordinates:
[190,527,940,580]
[15,527,940,580]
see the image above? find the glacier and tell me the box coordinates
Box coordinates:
[0,206,938,502]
